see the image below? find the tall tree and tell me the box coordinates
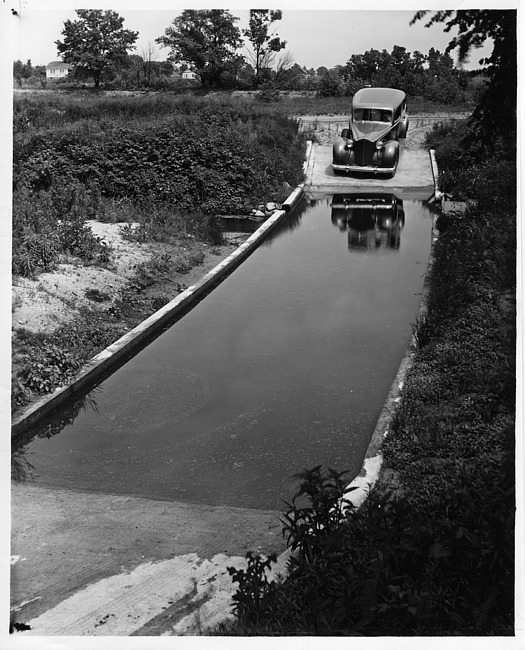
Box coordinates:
[411,10,517,147]
[56,10,138,88]
[141,41,159,86]
[156,10,243,88]
[243,10,286,84]
[345,48,390,85]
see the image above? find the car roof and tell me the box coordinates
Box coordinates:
[353,87,406,110]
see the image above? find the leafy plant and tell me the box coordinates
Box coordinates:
[227,552,279,626]
[281,466,355,566]
[17,344,82,395]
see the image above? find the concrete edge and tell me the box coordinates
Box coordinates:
[302,139,314,181]
[11,185,305,438]
[429,148,444,205]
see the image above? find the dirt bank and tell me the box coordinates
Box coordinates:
[12,223,244,336]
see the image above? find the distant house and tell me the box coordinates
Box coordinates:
[181,71,201,82]
[46,61,71,80]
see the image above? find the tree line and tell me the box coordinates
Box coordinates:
[13,8,493,104]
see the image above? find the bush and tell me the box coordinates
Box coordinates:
[12,181,110,277]
[13,98,306,214]
[316,72,345,98]
[12,94,306,282]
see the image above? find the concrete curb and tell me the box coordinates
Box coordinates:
[12,186,305,438]
[429,148,444,206]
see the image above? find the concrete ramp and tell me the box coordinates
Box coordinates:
[304,142,435,201]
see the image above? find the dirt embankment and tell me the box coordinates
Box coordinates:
[12,223,242,336]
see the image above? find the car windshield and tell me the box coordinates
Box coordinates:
[354,109,392,123]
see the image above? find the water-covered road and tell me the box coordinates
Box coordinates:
[16,192,434,510]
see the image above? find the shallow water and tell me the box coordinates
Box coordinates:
[17,193,434,510]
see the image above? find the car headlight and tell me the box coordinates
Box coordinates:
[345,140,353,149]
[376,141,384,150]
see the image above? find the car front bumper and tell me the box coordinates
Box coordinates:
[332,163,396,175]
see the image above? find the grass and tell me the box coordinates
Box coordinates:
[13,89,472,130]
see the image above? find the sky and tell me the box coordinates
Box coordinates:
[5,0,509,72]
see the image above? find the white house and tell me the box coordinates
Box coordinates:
[181,71,201,82]
[46,61,71,80]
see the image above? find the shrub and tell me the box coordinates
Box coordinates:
[316,72,345,98]
[17,343,83,395]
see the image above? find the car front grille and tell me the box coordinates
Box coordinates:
[354,140,375,166]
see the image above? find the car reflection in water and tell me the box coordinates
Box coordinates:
[331,193,405,252]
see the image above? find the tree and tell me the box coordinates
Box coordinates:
[317,69,345,97]
[141,41,158,86]
[411,10,517,147]
[243,10,286,85]
[122,53,144,86]
[156,10,243,88]
[274,50,294,85]
[13,59,32,80]
[345,48,390,86]
[56,10,138,88]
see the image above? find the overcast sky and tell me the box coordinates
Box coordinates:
[6,0,507,71]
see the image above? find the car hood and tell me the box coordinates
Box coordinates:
[351,122,392,142]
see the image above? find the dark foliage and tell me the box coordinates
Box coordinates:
[413,10,517,150]
[12,95,306,280]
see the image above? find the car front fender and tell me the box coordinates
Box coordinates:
[381,140,399,166]
[333,138,353,165]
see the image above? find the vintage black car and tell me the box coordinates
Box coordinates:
[332,88,409,177]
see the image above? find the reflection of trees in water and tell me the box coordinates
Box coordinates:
[331,193,405,252]
[11,449,35,483]
[11,389,100,482]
